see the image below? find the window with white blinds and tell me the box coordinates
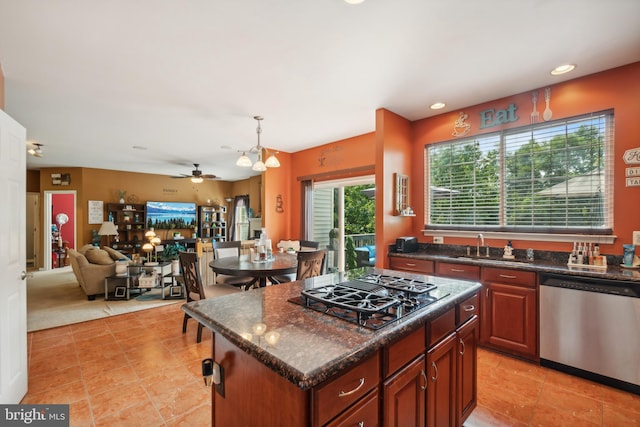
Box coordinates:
[426,111,614,234]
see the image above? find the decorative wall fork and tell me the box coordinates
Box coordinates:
[530,90,539,123]
[543,87,553,121]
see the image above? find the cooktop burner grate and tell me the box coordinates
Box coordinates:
[290,274,449,330]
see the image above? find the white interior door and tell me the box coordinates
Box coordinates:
[0,109,28,403]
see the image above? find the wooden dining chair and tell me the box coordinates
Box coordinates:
[296,249,327,280]
[179,251,239,343]
[212,241,255,290]
[299,240,320,251]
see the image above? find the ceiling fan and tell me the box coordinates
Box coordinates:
[171,163,218,183]
[27,142,44,157]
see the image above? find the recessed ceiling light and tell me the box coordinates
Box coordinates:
[550,64,576,75]
[344,0,365,4]
[430,102,446,110]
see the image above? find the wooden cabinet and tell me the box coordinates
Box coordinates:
[435,262,480,281]
[313,351,380,427]
[106,203,146,255]
[326,389,379,427]
[197,205,226,241]
[426,333,457,427]
[383,327,426,427]
[456,316,478,426]
[383,354,426,427]
[389,256,434,274]
[481,267,537,360]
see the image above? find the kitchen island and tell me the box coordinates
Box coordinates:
[182,267,482,426]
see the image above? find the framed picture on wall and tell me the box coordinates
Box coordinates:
[88,200,104,224]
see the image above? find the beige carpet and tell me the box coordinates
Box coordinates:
[26,267,183,332]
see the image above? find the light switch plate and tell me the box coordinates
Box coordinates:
[633,231,640,246]
[433,236,444,244]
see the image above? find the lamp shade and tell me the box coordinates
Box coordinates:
[145,228,156,238]
[98,221,118,236]
[236,152,252,167]
[265,153,280,168]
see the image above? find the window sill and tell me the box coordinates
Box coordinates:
[421,229,617,244]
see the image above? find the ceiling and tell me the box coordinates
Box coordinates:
[1,1,639,182]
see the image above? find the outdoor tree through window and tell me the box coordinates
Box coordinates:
[426,111,613,234]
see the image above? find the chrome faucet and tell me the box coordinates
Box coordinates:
[476,233,484,257]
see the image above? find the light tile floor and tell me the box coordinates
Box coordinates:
[23,303,640,426]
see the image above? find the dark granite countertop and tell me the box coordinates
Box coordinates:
[182,267,481,390]
[389,251,640,283]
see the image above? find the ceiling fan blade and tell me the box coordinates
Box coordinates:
[201,174,218,179]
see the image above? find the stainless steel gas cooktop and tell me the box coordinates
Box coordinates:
[289,273,449,330]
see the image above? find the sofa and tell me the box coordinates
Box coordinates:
[355,245,376,267]
[68,245,129,300]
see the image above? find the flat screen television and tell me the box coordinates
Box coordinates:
[146,201,197,230]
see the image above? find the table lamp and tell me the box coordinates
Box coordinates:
[98,221,118,247]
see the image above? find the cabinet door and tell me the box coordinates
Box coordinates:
[456,317,478,426]
[426,333,456,427]
[482,282,537,358]
[383,354,426,427]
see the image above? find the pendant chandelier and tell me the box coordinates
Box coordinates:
[236,116,280,171]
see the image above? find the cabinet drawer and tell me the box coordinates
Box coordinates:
[389,257,434,274]
[325,388,379,427]
[314,352,380,427]
[457,292,478,326]
[436,262,481,280]
[427,308,455,347]
[385,326,425,376]
[481,267,536,288]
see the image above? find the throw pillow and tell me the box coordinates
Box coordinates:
[84,248,114,265]
[103,246,129,261]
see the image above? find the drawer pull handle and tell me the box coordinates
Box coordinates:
[463,305,475,312]
[420,369,427,391]
[405,263,416,267]
[431,361,439,382]
[338,377,365,397]
[499,274,517,279]
[451,268,465,272]
[358,423,364,427]
[459,338,466,355]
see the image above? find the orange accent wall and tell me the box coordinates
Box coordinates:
[286,133,376,244]
[376,109,414,268]
[411,62,640,255]
[263,151,292,244]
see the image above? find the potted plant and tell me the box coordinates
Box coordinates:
[161,242,186,274]
[329,228,339,250]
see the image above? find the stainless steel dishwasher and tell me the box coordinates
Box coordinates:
[540,272,640,395]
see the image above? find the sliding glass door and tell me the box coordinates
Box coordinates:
[311,176,375,272]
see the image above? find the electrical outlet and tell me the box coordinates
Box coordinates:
[433,236,444,244]
[633,231,640,246]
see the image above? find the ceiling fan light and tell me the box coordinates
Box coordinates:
[265,153,280,168]
[252,160,267,172]
[191,176,204,183]
[236,152,252,167]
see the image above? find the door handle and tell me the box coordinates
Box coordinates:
[21,271,33,280]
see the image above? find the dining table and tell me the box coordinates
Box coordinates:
[209,251,298,288]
